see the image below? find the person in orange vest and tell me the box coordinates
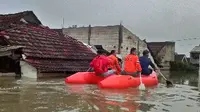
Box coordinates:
[108,50,121,75]
[90,49,116,77]
[122,47,142,76]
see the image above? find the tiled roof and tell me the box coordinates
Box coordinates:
[0,24,96,72]
[0,11,41,31]
[25,58,91,72]
[147,42,166,57]
[0,45,24,52]
[52,29,64,36]
[190,45,200,53]
[147,42,175,57]
[0,11,41,24]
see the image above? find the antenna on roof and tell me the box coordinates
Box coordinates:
[62,18,65,28]
[120,20,123,26]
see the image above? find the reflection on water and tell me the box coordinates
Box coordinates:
[0,72,200,112]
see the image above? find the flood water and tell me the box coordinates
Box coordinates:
[0,71,200,112]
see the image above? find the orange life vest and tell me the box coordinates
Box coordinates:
[124,54,142,73]
[108,55,121,74]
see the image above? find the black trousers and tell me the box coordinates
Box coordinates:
[141,69,152,76]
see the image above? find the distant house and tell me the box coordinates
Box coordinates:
[175,54,188,63]
[59,24,147,58]
[186,57,190,63]
[0,11,95,78]
[190,45,200,65]
[147,41,175,69]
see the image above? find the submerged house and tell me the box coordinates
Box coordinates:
[175,53,188,63]
[190,45,200,65]
[0,11,95,78]
[147,41,175,69]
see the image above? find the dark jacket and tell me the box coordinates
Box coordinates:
[139,56,156,74]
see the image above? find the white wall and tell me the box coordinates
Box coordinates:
[20,61,37,78]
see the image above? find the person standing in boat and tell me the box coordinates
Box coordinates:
[108,50,121,75]
[139,50,157,76]
[90,49,116,77]
[122,47,142,76]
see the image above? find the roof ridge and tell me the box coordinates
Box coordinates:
[0,10,33,16]
[0,10,42,25]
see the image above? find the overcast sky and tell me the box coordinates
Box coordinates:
[1,0,200,56]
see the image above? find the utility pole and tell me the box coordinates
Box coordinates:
[118,22,123,54]
[88,25,91,45]
[62,18,65,28]
[198,55,200,91]
[137,39,140,56]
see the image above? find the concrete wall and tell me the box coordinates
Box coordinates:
[122,27,147,58]
[63,26,119,53]
[157,44,175,68]
[63,25,147,58]
[20,61,37,78]
[63,27,90,44]
[158,44,175,62]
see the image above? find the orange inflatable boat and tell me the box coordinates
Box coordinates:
[98,71,158,89]
[65,71,158,89]
[65,72,105,84]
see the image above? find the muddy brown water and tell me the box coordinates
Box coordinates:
[0,71,200,112]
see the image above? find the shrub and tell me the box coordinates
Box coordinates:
[170,61,197,72]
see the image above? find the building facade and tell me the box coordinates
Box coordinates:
[175,53,188,63]
[62,25,147,58]
[190,45,200,65]
[147,42,175,69]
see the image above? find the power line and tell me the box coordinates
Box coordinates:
[173,37,200,42]
[122,22,200,42]
[179,44,195,46]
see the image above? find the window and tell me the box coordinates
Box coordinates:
[127,36,132,39]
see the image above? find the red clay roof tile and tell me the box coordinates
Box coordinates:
[25,58,91,72]
[0,24,96,72]
[0,11,41,26]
